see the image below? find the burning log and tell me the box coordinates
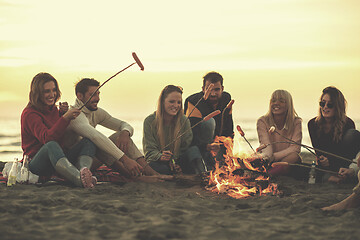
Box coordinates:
[204,136,280,199]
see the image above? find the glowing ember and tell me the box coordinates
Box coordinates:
[205,136,280,199]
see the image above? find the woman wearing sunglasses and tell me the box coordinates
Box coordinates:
[308,86,359,183]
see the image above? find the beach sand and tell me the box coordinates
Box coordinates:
[1,154,359,240]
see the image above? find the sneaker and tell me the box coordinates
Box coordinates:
[80,167,94,188]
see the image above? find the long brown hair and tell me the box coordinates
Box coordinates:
[155,85,183,156]
[263,89,300,134]
[28,72,61,111]
[315,86,347,142]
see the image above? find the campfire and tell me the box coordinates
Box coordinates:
[205,136,280,199]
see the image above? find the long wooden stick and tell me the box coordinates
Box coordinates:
[272,162,338,175]
[175,83,215,142]
[79,52,144,110]
[162,110,221,151]
[260,140,354,164]
[219,99,234,136]
[142,110,221,174]
[236,125,256,154]
[269,127,317,156]
[79,63,135,110]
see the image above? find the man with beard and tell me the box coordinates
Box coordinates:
[64,78,162,180]
[184,72,234,173]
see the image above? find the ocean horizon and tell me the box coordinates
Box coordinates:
[1,116,359,162]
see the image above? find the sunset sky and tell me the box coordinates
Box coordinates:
[0,0,359,123]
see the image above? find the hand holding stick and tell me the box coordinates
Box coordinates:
[79,52,144,110]
[141,110,221,175]
[259,136,354,164]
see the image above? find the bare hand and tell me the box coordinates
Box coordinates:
[338,168,355,178]
[160,150,173,161]
[121,155,143,177]
[317,155,329,167]
[116,130,131,153]
[63,108,81,121]
[59,102,69,115]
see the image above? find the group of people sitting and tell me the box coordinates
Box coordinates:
[21,71,359,210]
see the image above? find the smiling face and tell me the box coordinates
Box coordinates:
[78,86,100,111]
[270,96,287,117]
[41,81,57,107]
[320,93,335,119]
[163,91,182,118]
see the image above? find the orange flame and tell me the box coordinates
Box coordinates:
[206,136,279,199]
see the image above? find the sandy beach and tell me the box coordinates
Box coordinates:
[1,154,359,240]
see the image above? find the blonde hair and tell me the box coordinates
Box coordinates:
[264,89,299,134]
[28,72,61,111]
[315,86,347,142]
[155,85,184,156]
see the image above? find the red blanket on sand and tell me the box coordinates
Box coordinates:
[0,166,130,185]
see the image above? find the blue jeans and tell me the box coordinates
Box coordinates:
[29,138,96,176]
[190,118,223,170]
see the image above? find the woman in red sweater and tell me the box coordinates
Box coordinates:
[21,72,96,188]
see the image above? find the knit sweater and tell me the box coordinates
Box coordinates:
[64,98,134,160]
[257,116,302,161]
[21,104,70,158]
[142,112,193,162]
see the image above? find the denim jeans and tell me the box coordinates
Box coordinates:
[189,118,222,170]
[29,138,96,176]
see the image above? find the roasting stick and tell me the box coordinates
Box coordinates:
[142,110,221,174]
[268,126,317,157]
[163,110,221,151]
[184,83,214,122]
[219,99,234,136]
[236,125,257,154]
[79,52,144,110]
[262,127,353,164]
[272,162,339,175]
[175,83,214,140]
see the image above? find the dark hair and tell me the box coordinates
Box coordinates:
[202,71,223,87]
[75,78,100,95]
[28,72,61,111]
[315,86,347,142]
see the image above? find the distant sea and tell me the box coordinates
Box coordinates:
[1,117,359,162]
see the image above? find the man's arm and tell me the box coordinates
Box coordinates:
[96,108,134,136]
[68,113,125,160]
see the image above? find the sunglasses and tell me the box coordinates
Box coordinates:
[319,101,334,109]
